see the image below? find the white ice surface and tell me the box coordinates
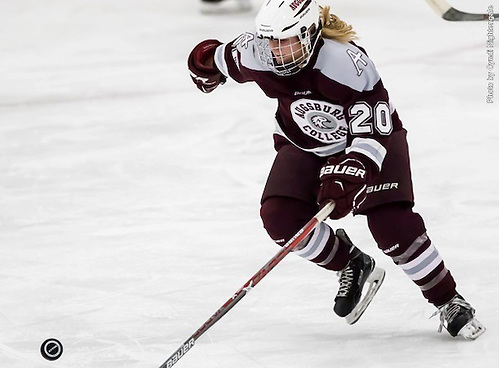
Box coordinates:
[0,0,498,367]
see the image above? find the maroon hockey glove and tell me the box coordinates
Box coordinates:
[317,155,368,220]
[188,39,226,93]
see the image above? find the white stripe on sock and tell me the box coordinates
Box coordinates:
[294,223,331,261]
[400,243,443,281]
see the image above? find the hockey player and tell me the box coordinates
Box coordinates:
[200,0,252,14]
[188,0,485,339]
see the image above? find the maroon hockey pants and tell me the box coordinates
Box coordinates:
[260,131,458,307]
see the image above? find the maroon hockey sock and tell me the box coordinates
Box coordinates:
[293,223,352,271]
[366,202,457,307]
[260,196,351,271]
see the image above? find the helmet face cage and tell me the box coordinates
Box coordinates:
[255,0,321,76]
[256,24,318,76]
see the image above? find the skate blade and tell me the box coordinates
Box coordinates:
[345,267,386,325]
[458,318,486,340]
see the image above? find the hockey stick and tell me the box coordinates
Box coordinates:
[159,201,336,368]
[424,0,498,21]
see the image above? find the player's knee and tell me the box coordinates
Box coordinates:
[260,196,316,246]
[365,201,426,252]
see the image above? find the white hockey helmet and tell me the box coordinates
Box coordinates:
[255,0,322,76]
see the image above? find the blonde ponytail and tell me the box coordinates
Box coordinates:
[320,6,357,43]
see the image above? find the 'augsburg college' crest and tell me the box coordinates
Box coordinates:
[290,99,348,144]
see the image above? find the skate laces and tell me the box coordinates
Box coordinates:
[336,268,355,297]
[430,296,474,333]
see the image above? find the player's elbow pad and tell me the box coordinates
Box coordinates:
[188,39,227,93]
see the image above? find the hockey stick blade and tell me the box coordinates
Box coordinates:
[158,202,335,368]
[345,267,386,325]
[425,0,498,21]
[443,8,498,22]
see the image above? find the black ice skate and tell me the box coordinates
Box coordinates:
[432,295,486,340]
[333,229,385,325]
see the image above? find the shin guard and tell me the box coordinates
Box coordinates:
[260,197,351,271]
[366,203,457,307]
